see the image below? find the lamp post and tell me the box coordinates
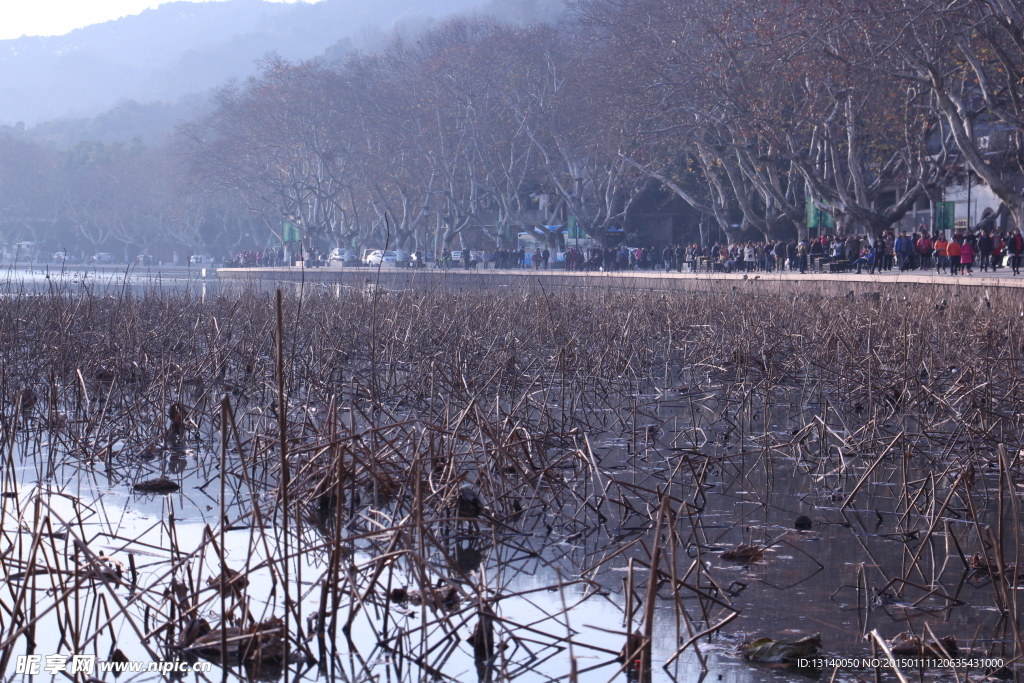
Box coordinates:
[428,190,449,261]
[434,212,440,260]
[966,163,972,233]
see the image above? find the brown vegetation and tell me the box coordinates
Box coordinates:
[0,281,1022,679]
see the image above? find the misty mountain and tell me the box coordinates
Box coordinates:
[0,0,493,127]
[6,97,212,148]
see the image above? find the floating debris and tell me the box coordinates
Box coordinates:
[205,567,250,596]
[887,632,959,657]
[132,476,180,493]
[191,617,285,663]
[721,544,766,562]
[741,634,822,663]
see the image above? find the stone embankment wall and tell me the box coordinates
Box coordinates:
[218,266,1024,304]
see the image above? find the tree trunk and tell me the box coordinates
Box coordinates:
[760,216,794,242]
[720,223,746,244]
[835,214,858,238]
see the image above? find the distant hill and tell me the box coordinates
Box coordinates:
[6,97,211,148]
[0,0,490,127]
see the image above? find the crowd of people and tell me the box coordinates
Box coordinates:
[489,245,674,271]
[597,228,1024,276]
[228,246,336,267]
[223,226,1024,276]
[461,231,1024,275]
[230,248,282,267]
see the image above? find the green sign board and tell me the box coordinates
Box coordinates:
[282,221,302,242]
[806,198,835,230]
[934,201,955,232]
[567,215,580,238]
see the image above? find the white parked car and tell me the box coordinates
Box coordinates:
[328,248,356,262]
[91,253,116,264]
[53,251,78,263]
[8,241,41,260]
[364,250,398,266]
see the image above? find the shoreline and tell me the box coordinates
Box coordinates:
[214,265,1024,297]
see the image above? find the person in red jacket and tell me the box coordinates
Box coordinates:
[933,234,949,274]
[946,237,962,276]
[916,234,932,270]
[991,233,1004,271]
[960,239,975,275]
[1009,230,1024,275]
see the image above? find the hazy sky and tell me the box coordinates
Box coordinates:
[0,0,310,41]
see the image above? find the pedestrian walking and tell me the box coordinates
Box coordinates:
[946,237,962,276]
[1009,230,1024,275]
[978,230,993,272]
[960,239,974,275]
[933,234,948,274]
